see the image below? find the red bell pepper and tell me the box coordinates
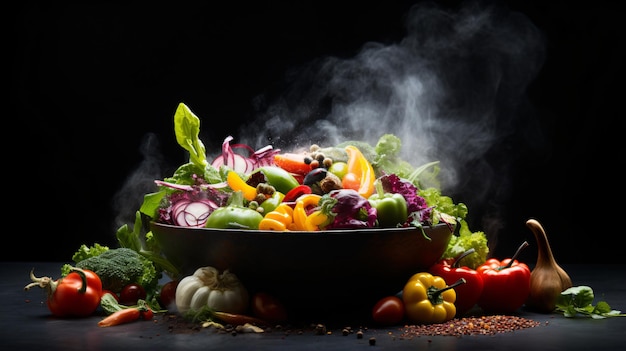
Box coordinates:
[429,248,484,316]
[476,241,531,313]
[282,185,312,203]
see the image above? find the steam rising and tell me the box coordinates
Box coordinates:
[112,133,165,233]
[244,2,544,191]
[241,2,546,247]
[113,2,546,250]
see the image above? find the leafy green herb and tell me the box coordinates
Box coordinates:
[116,210,180,279]
[555,286,626,319]
[174,103,207,168]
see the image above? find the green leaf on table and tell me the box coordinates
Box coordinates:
[555,285,626,319]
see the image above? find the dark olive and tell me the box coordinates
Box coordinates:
[303,168,328,186]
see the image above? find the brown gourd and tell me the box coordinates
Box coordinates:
[525,219,572,313]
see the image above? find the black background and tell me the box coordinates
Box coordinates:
[10,1,624,264]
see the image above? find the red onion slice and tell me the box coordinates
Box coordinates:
[171,200,217,227]
[210,136,280,173]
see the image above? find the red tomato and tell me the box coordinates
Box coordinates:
[25,268,103,317]
[251,292,288,323]
[159,280,178,309]
[372,296,405,326]
[119,283,146,305]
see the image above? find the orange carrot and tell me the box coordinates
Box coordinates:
[98,308,141,327]
[274,153,312,175]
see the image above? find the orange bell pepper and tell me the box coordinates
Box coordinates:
[342,145,375,198]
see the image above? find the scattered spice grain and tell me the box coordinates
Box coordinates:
[399,315,540,338]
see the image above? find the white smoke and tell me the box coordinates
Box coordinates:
[243,2,544,188]
[239,2,545,240]
[111,132,166,233]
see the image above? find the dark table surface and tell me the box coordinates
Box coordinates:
[2,262,625,350]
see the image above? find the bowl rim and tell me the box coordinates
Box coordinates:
[150,221,453,236]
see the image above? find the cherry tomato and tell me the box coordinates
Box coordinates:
[141,308,154,321]
[371,296,405,326]
[251,292,288,323]
[159,280,178,308]
[119,283,146,305]
[341,172,361,191]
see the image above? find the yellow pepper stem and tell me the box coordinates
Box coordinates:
[432,278,466,300]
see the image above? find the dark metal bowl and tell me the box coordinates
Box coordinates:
[151,222,453,321]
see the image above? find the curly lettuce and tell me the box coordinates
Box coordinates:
[419,187,488,269]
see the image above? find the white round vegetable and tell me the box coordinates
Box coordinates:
[175,266,249,314]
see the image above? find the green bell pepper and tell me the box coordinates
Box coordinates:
[259,191,285,215]
[250,166,300,195]
[368,179,408,228]
[205,191,264,229]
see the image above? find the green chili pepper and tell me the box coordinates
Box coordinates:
[368,179,408,228]
[251,166,300,195]
[205,191,264,230]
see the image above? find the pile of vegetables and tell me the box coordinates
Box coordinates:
[21,101,493,328]
[136,103,489,270]
[24,102,626,328]
[108,101,490,324]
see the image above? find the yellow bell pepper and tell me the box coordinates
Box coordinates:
[258,203,293,231]
[296,194,322,208]
[259,195,330,231]
[402,272,466,324]
[258,217,288,231]
[292,201,306,230]
[227,171,257,201]
[305,210,328,229]
[292,194,329,231]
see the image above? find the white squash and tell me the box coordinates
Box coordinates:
[175,266,249,314]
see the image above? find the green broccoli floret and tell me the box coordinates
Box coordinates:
[74,247,159,293]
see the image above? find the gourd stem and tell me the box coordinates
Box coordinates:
[528,220,557,266]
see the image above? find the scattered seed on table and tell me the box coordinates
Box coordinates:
[399,315,540,338]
